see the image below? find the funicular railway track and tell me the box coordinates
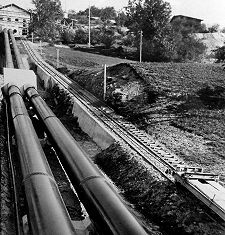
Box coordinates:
[21,39,225,223]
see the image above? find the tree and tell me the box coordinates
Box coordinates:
[170,18,206,62]
[208,24,220,33]
[68,9,76,19]
[31,0,64,41]
[100,26,116,48]
[100,7,117,22]
[115,11,128,26]
[90,6,102,17]
[126,0,173,61]
[173,33,206,61]
[73,29,88,44]
[61,28,75,44]
[126,0,171,40]
[213,45,225,62]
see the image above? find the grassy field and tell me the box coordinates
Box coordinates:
[41,44,134,69]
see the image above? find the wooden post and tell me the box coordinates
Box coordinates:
[103,64,107,101]
[88,2,91,48]
[40,40,42,55]
[140,30,143,63]
[56,49,60,68]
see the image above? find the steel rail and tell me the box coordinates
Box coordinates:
[3,28,14,68]
[24,85,148,235]
[6,84,76,235]
[8,29,25,69]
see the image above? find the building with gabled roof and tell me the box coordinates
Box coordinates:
[0,3,31,36]
[170,15,204,33]
[171,15,203,24]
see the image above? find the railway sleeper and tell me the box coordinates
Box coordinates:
[177,172,219,181]
[175,165,203,173]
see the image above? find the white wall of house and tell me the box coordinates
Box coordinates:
[0,4,30,36]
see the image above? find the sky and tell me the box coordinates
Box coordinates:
[1,0,225,27]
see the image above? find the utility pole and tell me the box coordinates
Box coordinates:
[140,30,143,63]
[56,49,60,68]
[88,2,91,48]
[40,40,42,55]
[103,64,107,100]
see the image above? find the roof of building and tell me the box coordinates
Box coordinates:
[171,15,203,22]
[0,3,31,15]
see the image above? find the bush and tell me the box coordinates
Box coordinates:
[61,29,75,44]
[142,39,175,62]
[90,29,102,45]
[100,27,116,48]
[122,33,135,47]
[208,24,220,33]
[213,46,225,62]
[174,35,206,62]
[73,29,88,44]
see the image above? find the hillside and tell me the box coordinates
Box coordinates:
[68,62,225,183]
[195,32,225,59]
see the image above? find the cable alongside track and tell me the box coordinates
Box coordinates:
[22,39,225,222]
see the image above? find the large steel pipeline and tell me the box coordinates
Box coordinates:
[6,84,76,235]
[24,85,148,235]
[3,28,14,68]
[8,29,25,69]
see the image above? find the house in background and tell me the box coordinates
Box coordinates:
[170,15,203,32]
[0,3,31,36]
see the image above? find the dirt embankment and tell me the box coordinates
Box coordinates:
[95,143,225,235]
[67,62,225,181]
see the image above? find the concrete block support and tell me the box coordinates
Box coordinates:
[3,68,37,92]
[35,64,116,150]
[72,97,116,150]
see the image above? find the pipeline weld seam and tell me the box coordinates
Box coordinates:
[9,91,22,98]
[43,115,56,121]
[29,93,39,99]
[79,175,102,186]
[23,172,56,184]
[12,113,28,120]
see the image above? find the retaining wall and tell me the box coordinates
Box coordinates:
[36,64,116,150]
